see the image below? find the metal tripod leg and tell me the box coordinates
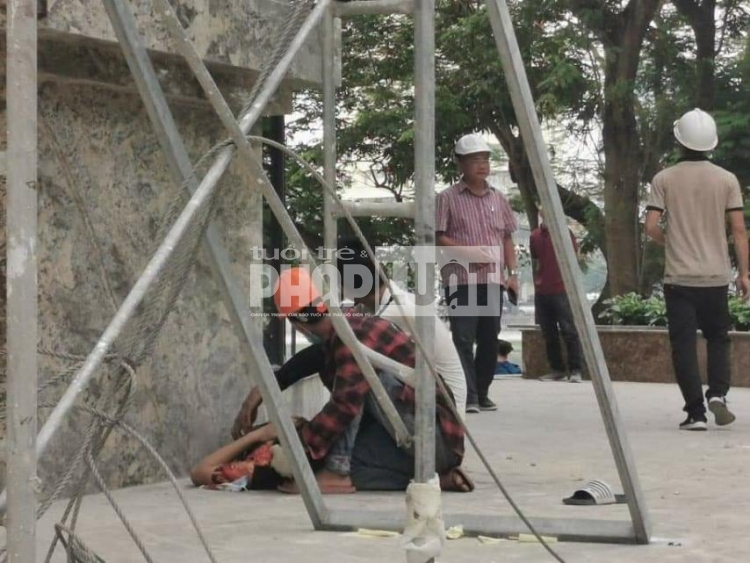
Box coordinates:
[153,0,413,449]
[101,0,327,527]
[485,0,651,544]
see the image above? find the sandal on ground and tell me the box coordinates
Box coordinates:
[563,479,626,506]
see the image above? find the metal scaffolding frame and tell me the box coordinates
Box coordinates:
[6,1,39,561]
[3,0,652,559]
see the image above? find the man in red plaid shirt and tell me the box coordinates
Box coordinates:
[254,267,469,493]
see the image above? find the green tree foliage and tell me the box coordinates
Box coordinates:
[337,1,605,248]
[280,0,750,300]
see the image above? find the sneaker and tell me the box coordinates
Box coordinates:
[679,415,708,431]
[708,396,736,426]
[479,397,498,411]
[539,372,566,382]
[466,404,481,414]
[569,371,583,383]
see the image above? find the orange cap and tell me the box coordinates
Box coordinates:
[273,267,327,317]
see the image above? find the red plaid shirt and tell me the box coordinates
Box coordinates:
[300,314,465,462]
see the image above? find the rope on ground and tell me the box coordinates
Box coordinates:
[41,363,137,563]
[54,524,109,563]
[85,451,156,563]
[34,378,220,563]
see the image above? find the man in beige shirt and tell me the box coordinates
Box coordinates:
[646,108,750,431]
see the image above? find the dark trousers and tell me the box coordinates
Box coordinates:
[444,284,503,405]
[349,371,461,490]
[534,292,582,372]
[351,413,461,491]
[664,284,731,417]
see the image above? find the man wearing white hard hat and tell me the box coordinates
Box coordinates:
[645,108,749,431]
[436,133,519,414]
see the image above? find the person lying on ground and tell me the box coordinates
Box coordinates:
[222,266,472,494]
[190,421,287,490]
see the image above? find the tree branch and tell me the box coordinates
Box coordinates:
[566,0,620,39]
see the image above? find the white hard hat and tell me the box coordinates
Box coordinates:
[673,108,718,152]
[454,134,491,156]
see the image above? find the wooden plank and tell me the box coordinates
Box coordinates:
[335,0,414,17]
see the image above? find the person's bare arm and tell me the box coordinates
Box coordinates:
[191,423,277,487]
[729,210,750,298]
[503,233,519,294]
[231,387,263,439]
[436,232,494,262]
[645,209,665,246]
[503,233,517,272]
[231,346,327,439]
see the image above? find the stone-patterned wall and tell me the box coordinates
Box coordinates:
[35,78,268,490]
[0,0,337,497]
[521,327,750,388]
[0,51,303,493]
[34,0,323,87]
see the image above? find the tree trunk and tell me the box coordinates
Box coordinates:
[601,83,641,295]
[596,0,662,296]
[674,0,717,110]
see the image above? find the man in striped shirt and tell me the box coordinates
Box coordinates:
[436,134,519,413]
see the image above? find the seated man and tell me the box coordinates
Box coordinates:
[232,236,467,434]
[336,237,467,418]
[208,266,469,493]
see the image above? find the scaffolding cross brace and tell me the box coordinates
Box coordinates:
[2,0,651,557]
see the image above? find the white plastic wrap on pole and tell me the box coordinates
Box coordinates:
[335,0,414,16]
[154,0,412,448]
[5,0,38,554]
[402,476,445,563]
[332,201,416,218]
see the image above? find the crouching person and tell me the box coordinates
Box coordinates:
[192,266,471,493]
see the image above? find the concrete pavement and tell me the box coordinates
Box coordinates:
[6,379,750,562]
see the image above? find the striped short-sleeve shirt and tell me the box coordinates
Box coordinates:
[435,180,517,286]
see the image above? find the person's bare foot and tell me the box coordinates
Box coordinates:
[439,467,475,492]
[278,469,356,494]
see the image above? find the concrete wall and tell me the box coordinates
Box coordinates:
[0,0,332,494]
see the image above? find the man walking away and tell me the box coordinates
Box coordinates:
[436,133,519,414]
[530,207,584,383]
[645,108,750,431]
